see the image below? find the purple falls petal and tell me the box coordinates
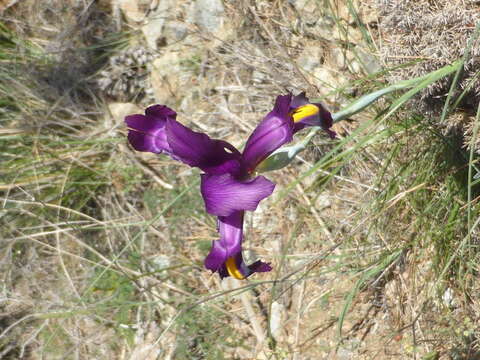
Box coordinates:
[200,173,275,217]
[242,94,294,173]
[218,251,272,279]
[317,103,336,139]
[204,238,228,272]
[248,260,272,273]
[166,118,242,175]
[204,211,244,272]
[125,104,177,153]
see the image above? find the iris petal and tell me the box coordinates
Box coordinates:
[204,238,228,272]
[289,93,336,138]
[290,92,309,108]
[125,105,175,154]
[242,94,294,172]
[200,173,275,217]
[165,119,242,175]
[145,104,177,118]
[204,211,244,272]
[219,252,272,279]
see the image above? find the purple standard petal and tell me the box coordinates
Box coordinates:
[289,93,336,139]
[200,173,275,217]
[204,211,244,272]
[218,251,272,280]
[145,104,177,118]
[165,119,243,175]
[290,91,309,108]
[125,104,177,153]
[242,94,294,173]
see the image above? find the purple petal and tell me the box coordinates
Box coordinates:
[242,94,294,173]
[125,105,176,153]
[218,252,272,279]
[200,173,275,217]
[145,104,177,118]
[204,239,228,272]
[290,92,309,108]
[204,211,244,272]
[166,119,242,175]
[289,93,336,139]
[248,260,272,273]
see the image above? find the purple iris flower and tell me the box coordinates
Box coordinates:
[125,93,335,280]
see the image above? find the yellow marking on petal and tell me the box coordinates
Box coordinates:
[290,104,319,123]
[225,257,245,280]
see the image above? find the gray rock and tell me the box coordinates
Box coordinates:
[298,48,323,72]
[150,50,184,103]
[331,46,347,70]
[356,48,382,74]
[269,302,286,341]
[142,0,175,49]
[165,21,189,42]
[194,0,225,34]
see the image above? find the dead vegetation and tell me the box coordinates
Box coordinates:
[1,0,480,359]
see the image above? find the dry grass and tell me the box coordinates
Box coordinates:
[2,0,480,359]
[377,0,480,154]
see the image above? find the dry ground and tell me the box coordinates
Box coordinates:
[1,0,480,359]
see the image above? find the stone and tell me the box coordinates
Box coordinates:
[297,43,324,72]
[150,51,182,103]
[315,194,331,209]
[194,0,225,34]
[292,0,319,24]
[141,0,176,50]
[331,46,347,70]
[269,302,286,341]
[0,0,19,13]
[349,60,362,74]
[356,48,382,74]
[117,0,147,23]
[312,67,343,92]
[108,102,141,128]
[312,16,336,38]
[164,21,189,42]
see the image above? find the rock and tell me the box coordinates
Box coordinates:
[164,21,189,42]
[337,347,354,360]
[117,0,147,23]
[108,102,141,127]
[297,43,351,92]
[193,0,225,34]
[315,194,331,209]
[269,302,286,341]
[292,0,319,24]
[187,0,234,44]
[142,0,180,50]
[150,51,182,103]
[312,67,343,92]
[331,46,347,70]
[149,255,171,279]
[312,16,336,38]
[0,0,19,14]
[355,48,382,74]
[297,43,324,72]
[142,13,167,49]
[150,254,171,270]
[337,338,361,359]
[442,287,455,307]
[349,60,362,74]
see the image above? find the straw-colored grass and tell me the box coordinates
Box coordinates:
[1,0,480,359]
